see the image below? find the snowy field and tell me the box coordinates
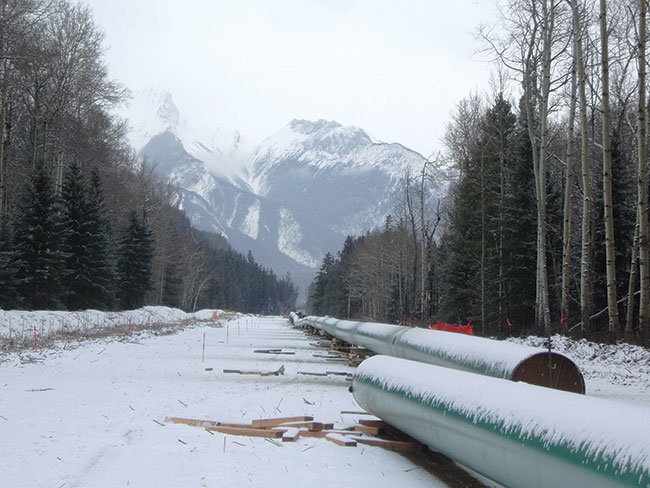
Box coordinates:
[1,309,649,487]
[0,312,453,488]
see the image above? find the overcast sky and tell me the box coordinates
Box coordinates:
[85,0,499,157]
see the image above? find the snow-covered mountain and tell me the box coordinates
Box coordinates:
[125,89,253,190]
[125,90,432,299]
[251,119,427,238]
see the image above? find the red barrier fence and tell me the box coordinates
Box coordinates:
[429,321,474,335]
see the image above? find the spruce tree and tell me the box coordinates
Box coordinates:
[116,211,153,310]
[61,162,93,310]
[13,163,67,310]
[0,217,22,309]
[82,170,116,309]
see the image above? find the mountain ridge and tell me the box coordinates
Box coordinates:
[126,89,434,299]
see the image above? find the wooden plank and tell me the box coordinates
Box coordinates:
[223,365,285,376]
[166,416,216,428]
[297,371,328,377]
[354,425,382,435]
[251,416,314,428]
[254,349,295,355]
[351,436,424,453]
[167,417,255,429]
[358,419,387,427]
[275,421,324,431]
[206,426,283,438]
[282,428,300,442]
[325,371,353,376]
[297,429,328,438]
[326,433,357,447]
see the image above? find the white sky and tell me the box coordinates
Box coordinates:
[85,0,499,156]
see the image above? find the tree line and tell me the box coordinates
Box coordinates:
[308,0,650,346]
[0,0,297,313]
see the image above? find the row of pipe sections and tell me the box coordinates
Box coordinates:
[294,314,585,393]
[291,313,650,488]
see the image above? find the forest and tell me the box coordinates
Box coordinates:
[0,0,298,314]
[307,0,650,346]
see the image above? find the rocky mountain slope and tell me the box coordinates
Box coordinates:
[125,90,434,299]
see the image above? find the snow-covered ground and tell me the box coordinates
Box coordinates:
[511,334,650,406]
[0,312,450,488]
[1,308,648,487]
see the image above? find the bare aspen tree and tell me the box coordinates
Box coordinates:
[569,0,594,335]
[599,0,620,335]
[532,0,558,335]
[481,0,569,334]
[562,40,577,329]
[637,0,649,345]
[626,217,640,341]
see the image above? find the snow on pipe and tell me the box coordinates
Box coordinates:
[352,355,650,488]
[299,315,585,393]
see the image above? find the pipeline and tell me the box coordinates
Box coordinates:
[299,315,584,393]
[352,355,650,488]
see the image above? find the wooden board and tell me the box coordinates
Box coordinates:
[358,419,387,427]
[326,433,357,447]
[282,428,300,442]
[273,421,324,431]
[297,371,328,377]
[251,416,314,428]
[205,426,284,438]
[166,417,252,429]
[354,425,382,435]
[351,436,424,453]
[254,349,295,355]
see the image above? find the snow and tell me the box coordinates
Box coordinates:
[277,208,320,268]
[251,119,426,195]
[0,306,196,341]
[240,198,261,240]
[509,334,650,403]
[124,88,254,186]
[0,311,448,488]
[355,355,650,482]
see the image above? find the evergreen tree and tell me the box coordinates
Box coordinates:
[0,217,22,309]
[60,165,116,310]
[85,170,117,308]
[116,211,153,310]
[13,164,67,310]
[60,162,91,310]
[309,252,336,315]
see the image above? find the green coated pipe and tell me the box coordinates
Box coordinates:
[353,355,650,488]
[300,315,584,393]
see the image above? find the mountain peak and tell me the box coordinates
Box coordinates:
[156,91,180,129]
[288,119,342,134]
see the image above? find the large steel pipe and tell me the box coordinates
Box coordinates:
[353,355,650,488]
[300,316,584,393]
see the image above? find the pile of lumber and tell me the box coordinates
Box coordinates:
[166,415,424,453]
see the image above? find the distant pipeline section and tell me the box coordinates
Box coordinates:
[353,355,650,488]
[294,315,585,394]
